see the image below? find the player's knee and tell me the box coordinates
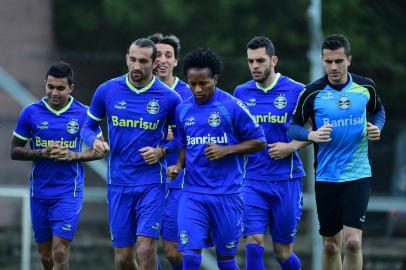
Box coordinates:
[274,248,291,261]
[164,244,182,263]
[323,240,340,256]
[40,252,53,266]
[246,234,265,246]
[136,242,155,261]
[115,251,134,267]
[344,237,361,253]
[52,246,69,265]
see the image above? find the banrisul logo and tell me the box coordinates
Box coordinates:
[274,95,287,109]
[208,112,221,127]
[187,133,228,145]
[66,119,79,134]
[338,96,350,110]
[146,99,160,114]
[114,100,127,109]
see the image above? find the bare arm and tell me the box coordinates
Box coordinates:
[11,136,51,160]
[166,148,186,179]
[268,140,312,160]
[204,138,266,161]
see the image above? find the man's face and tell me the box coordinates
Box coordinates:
[155,43,177,80]
[187,68,217,104]
[322,47,352,85]
[247,47,277,83]
[45,75,73,109]
[126,44,156,85]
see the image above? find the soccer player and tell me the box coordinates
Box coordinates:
[288,34,385,270]
[11,62,104,270]
[167,47,266,270]
[233,36,310,270]
[80,38,181,270]
[149,33,191,270]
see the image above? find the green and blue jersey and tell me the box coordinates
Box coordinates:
[82,74,181,186]
[234,73,305,182]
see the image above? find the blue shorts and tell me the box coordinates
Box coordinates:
[243,178,303,244]
[30,196,82,244]
[161,188,182,242]
[107,183,166,248]
[178,191,243,256]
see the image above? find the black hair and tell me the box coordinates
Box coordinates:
[322,34,351,56]
[246,36,275,56]
[182,47,223,77]
[148,33,181,60]
[46,61,74,85]
[128,38,158,61]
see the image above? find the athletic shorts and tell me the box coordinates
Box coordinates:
[315,177,371,236]
[30,196,82,243]
[107,183,166,248]
[161,188,182,242]
[243,178,303,244]
[178,191,243,256]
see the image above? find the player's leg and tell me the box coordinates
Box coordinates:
[31,197,53,269]
[243,182,269,270]
[162,188,183,269]
[49,197,82,270]
[210,193,243,270]
[108,185,138,269]
[37,242,53,270]
[135,183,166,270]
[51,236,71,270]
[342,178,371,270]
[315,181,344,270]
[271,179,303,269]
[178,192,212,270]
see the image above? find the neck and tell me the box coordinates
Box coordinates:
[48,97,70,111]
[329,73,349,85]
[160,74,176,88]
[129,73,154,88]
[258,71,277,89]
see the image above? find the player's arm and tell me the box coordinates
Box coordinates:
[268,140,312,160]
[53,134,107,162]
[365,81,385,141]
[11,136,52,160]
[205,138,265,161]
[167,148,186,179]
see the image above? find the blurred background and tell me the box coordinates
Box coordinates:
[0,0,405,269]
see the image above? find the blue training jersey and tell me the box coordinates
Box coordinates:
[175,89,266,194]
[234,73,306,182]
[165,78,192,189]
[13,97,95,198]
[86,74,181,186]
[291,73,384,182]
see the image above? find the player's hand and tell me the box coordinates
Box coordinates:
[139,146,164,165]
[308,124,332,143]
[167,165,182,180]
[49,142,70,160]
[204,143,229,160]
[367,122,381,141]
[93,139,110,156]
[268,142,294,160]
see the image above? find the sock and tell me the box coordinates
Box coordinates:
[279,252,301,270]
[182,250,201,270]
[217,259,239,270]
[157,256,163,270]
[246,243,265,270]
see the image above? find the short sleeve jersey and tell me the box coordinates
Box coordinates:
[291,73,384,182]
[175,89,266,194]
[87,75,181,186]
[234,73,305,182]
[14,97,92,198]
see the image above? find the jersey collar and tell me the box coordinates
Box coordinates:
[41,96,74,116]
[169,77,179,90]
[255,73,281,93]
[126,74,156,94]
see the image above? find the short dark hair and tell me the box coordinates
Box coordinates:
[46,61,74,85]
[128,38,158,61]
[322,34,351,56]
[182,47,223,77]
[247,36,275,56]
[148,33,181,59]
